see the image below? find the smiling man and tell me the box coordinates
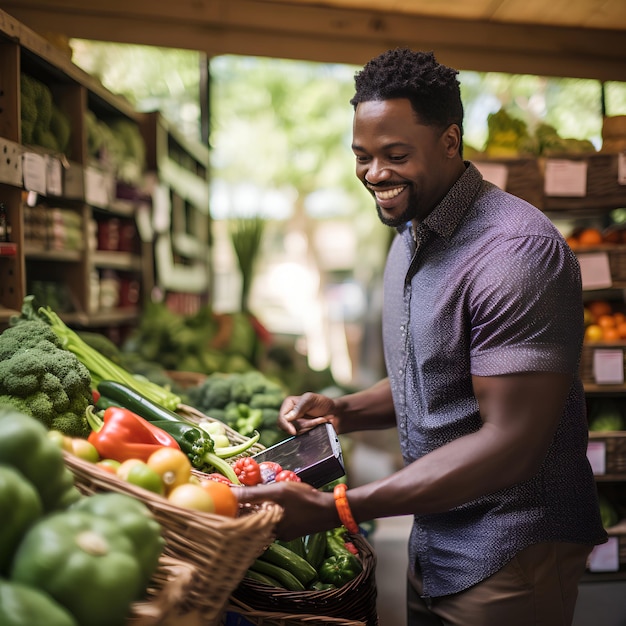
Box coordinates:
[236,49,607,626]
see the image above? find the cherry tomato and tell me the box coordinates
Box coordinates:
[275,469,301,483]
[147,447,192,494]
[259,461,283,484]
[232,457,262,486]
[71,438,100,463]
[96,459,121,474]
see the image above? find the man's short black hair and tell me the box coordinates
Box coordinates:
[351,49,464,138]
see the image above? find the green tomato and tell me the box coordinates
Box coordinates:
[71,438,100,463]
[122,461,164,496]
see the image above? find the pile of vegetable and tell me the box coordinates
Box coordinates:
[187,370,290,447]
[0,407,164,626]
[244,527,363,591]
[0,320,92,438]
[20,73,71,153]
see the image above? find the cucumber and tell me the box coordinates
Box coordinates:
[304,531,327,569]
[249,559,305,591]
[97,380,184,424]
[259,541,318,586]
[244,569,283,588]
[276,536,306,559]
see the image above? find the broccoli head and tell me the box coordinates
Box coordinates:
[0,326,92,438]
[189,374,233,412]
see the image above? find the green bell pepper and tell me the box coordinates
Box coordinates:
[0,579,78,626]
[0,408,80,512]
[10,510,144,626]
[0,465,43,574]
[318,554,362,587]
[71,492,164,590]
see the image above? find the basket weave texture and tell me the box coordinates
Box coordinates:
[128,554,200,626]
[230,533,378,626]
[64,414,282,626]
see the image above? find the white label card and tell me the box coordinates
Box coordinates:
[588,537,619,572]
[46,156,63,196]
[22,152,47,195]
[474,162,508,190]
[593,349,624,385]
[586,441,606,475]
[618,152,626,185]
[578,252,612,290]
[544,159,587,197]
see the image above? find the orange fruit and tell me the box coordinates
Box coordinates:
[602,327,620,343]
[617,322,626,339]
[597,314,617,329]
[199,479,239,517]
[587,300,613,320]
[614,312,626,325]
[584,324,604,343]
[577,228,603,246]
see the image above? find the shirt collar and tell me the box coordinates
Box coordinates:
[398,161,484,240]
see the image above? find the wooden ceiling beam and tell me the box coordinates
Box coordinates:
[2,0,626,81]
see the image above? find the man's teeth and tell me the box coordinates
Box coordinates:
[375,186,405,200]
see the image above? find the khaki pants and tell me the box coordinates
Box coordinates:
[407,542,592,626]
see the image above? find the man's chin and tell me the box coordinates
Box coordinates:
[377,205,409,228]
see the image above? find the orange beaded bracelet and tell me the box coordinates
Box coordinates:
[333,483,360,534]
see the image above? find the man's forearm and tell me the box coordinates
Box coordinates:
[334,378,396,433]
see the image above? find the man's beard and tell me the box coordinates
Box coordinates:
[375,186,417,228]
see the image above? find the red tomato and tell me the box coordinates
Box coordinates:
[259,461,283,484]
[275,469,301,483]
[232,457,262,486]
[204,472,235,485]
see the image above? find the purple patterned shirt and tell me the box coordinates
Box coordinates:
[382,162,606,597]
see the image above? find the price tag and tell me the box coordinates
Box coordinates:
[588,537,619,572]
[593,349,624,384]
[46,156,63,196]
[578,252,612,290]
[85,167,113,208]
[544,159,587,197]
[586,440,606,475]
[474,162,508,190]
[22,152,47,195]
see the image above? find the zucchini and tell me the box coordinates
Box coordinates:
[304,531,327,569]
[97,380,185,424]
[259,541,318,586]
[249,559,305,591]
[244,569,283,588]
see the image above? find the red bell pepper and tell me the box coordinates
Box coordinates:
[86,405,180,463]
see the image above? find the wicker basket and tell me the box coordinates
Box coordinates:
[223,598,368,626]
[128,555,201,626]
[580,343,626,384]
[64,451,283,625]
[541,153,626,211]
[230,533,378,626]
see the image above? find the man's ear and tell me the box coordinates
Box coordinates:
[442,124,462,157]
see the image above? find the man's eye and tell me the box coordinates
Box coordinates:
[355,155,370,163]
[389,154,408,162]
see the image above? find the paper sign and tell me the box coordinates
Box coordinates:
[588,537,619,572]
[619,152,626,185]
[46,156,63,196]
[578,252,612,290]
[22,152,47,194]
[544,159,587,197]
[474,162,508,190]
[85,167,113,208]
[593,349,624,385]
[586,440,606,475]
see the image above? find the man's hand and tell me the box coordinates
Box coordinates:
[278,392,339,435]
[235,481,338,540]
